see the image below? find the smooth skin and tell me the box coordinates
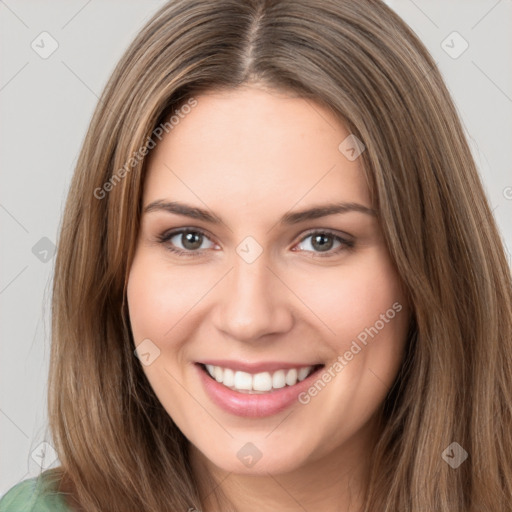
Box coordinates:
[127,85,411,512]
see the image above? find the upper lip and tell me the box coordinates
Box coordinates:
[197,359,324,374]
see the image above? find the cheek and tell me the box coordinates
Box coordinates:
[292,249,409,416]
[293,249,407,349]
[127,271,173,343]
[127,252,210,342]
[290,258,408,448]
[126,252,204,425]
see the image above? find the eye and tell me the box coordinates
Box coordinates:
[293,230,354,257]
[157,227,354,258]
[157,228,216,257]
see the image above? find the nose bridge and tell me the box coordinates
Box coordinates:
[214,251,292,341]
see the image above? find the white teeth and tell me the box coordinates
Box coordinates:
[234,371,252,390]
[272,370,286,389]
[298,367,311,381]
[203,364,318,393]
[285,368,298,386]
[223,368,235,387]
[253,372,272,391]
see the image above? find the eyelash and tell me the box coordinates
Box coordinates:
[156,228,355,259]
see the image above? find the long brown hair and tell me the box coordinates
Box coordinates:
[43,0,512,510]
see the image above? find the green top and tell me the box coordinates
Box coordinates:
[0,477,71,511]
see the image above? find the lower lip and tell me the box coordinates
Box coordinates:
[196,363,324,418]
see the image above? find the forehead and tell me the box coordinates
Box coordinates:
[143,87,371,221]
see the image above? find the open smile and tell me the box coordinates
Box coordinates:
[195,362,325,417]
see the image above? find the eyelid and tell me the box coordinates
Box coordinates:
[158,226,217,243]
[156,226,354,257]
[297,227,353,243]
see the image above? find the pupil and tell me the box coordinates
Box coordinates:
[180,233,334,252]
[312,234,332,252]
[183,232,202,250]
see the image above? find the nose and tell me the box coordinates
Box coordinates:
[212,255,294,343]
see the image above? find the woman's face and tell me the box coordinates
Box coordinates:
[127,86,410,476]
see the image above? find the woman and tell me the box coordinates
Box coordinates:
[1,0,511,511]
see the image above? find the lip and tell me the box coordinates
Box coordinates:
[195,362,324,418]
[198,359,322,374]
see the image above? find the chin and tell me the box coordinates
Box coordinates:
[193,436,314,476]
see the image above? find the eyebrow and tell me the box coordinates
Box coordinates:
[143,200,377,225]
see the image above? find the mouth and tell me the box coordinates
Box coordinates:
[195,361,325,417]
[197,362,324,394]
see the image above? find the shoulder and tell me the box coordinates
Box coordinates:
[0,476,71,512]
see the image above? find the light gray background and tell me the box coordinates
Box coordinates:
[1,0,511,496]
